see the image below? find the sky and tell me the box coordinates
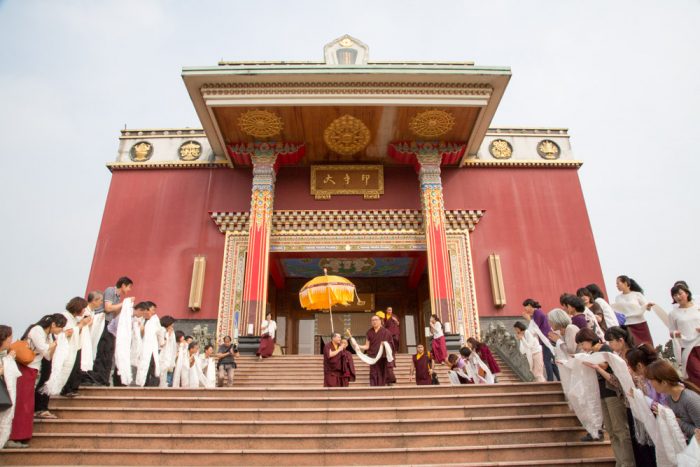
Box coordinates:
[0,0,698,345]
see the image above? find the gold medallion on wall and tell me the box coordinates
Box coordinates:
[237,110,283,138]
[129,141,153,162]
[179,140,202,161]
[409,109,455,138]
[537,140,561,160]
[323,115,371,156]
[489,139,513,159]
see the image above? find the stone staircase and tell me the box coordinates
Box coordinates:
[0,354,614,466]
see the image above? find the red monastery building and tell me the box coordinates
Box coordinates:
[87,36,604,353]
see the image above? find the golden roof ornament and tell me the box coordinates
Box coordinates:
[489,139,513,159]
[408,110,455,138]
[179,141,202,161]
[130,141,153,162]
[238,110,283,138]
[537,140,561,160]
[323,115,371,156]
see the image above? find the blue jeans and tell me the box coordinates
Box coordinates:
[541,343,560,381]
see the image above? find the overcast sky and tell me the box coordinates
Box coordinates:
[1,0,698,345]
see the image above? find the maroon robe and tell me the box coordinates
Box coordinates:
[431,336,447,364]
[256,335,275,358]
[323,342,343,387]
[366,326,393,386]
[385,316,401,352]
[340,350,356,386]
[477,345,501,374]
[412,353,432,385]
[686,347,700,388]
[10,364,37,442]
[627,322,654,347]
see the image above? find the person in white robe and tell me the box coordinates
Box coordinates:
[0,325,19,448]
[586,283,620,329]
[157,316,178,388]
[79,291,105,375]
[188,344,216,389]
[135,302,162,387]
[513,321,545,382]
[171,332,190,388]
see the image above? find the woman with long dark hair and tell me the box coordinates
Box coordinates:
[614,276,654,346]
[668,282,700,388]
[466,337,500,377]
[586,283,621,329]
[26,314,66,421]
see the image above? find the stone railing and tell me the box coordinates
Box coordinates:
[482,322,534,382]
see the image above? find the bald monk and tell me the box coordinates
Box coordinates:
[351,315,394,386]
[323,332,347,387]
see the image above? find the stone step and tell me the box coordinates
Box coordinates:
[48,401,572,421]
[76,383,556,398]
[29,427,588,450]
[0,442,614,466]
[51,391,565,409]
[34,413,585,435]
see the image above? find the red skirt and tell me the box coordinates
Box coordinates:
[686,347,700,388]
[256,335,275,358]
[10,364,37,442]
[627,322,653,346]
[432,336,447,364]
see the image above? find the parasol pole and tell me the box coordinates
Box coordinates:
[324,268,334,334]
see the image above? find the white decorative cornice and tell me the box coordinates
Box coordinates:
[461,159,583,168]
[107,161,229,171]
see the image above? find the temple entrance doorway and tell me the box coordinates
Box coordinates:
[269,252,428,355]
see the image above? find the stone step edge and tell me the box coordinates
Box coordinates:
[0,441,611,455]
[389,459,616,467]
[33,426,588,441]
[50,401,571,413]
[57,390,564,402]
[36,412,580,426]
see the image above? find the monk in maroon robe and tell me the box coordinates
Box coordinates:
[354,315,394,386]
[323,333,346,387]
[410,344,432,385]
[385,307,400,351]
[339,338,356,386]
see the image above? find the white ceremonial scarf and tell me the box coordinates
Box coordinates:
[90,312,105,358]
[527,319,555,354]
[665,305,700,379]
[612,301,647,323]
[595,297,620,329]
[135,315,161,387]
[158,329,178,387]
[171,343,189,388]
[518,329,541,372]
[583,308,606,343]
[130,316,144,368]
[41,330,74,396]
[0,355,21,447]
[114,298,134,385]
[467,353,495,384]
[677,433,700,467]
[349,337,394,365]
[186,355,214,389]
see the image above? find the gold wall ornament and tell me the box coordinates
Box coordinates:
[537,140,561,160]
[237,110,283,138]
[129,141,153,162]
[408,109,455,138]
[179,140,202,161]
[489,139,513,159]
[323,115,371,156]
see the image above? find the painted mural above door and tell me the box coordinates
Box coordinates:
[280,257,414,278]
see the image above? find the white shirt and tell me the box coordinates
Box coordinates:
[262,320,277,339]
[669,304,700,345]
[432,321,444,338]
[27,325,52,370]
[615,291,649,325]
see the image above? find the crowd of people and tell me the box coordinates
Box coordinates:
[2,274,699,464]
[508,278,700,466]
[0,276,241,449]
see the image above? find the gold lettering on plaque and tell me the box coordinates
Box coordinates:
[310,165,384,200]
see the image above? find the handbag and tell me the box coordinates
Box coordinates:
[0,376,12,411]
[10,340,35,366]
[431,371,440,385]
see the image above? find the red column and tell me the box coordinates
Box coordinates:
[417,152,455,326]
[241,150,277,336]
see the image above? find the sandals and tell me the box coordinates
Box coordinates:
[34,411,58,419]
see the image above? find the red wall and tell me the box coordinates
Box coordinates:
[442,167,604,317]
[87,165,603,320]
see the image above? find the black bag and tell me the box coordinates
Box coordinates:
[431,372,440,385]
[0,376,12,411]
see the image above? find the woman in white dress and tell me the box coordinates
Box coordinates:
[513,321,545,382]
[667,282,700,388]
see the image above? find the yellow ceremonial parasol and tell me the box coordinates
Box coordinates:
[299,268,360,333]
